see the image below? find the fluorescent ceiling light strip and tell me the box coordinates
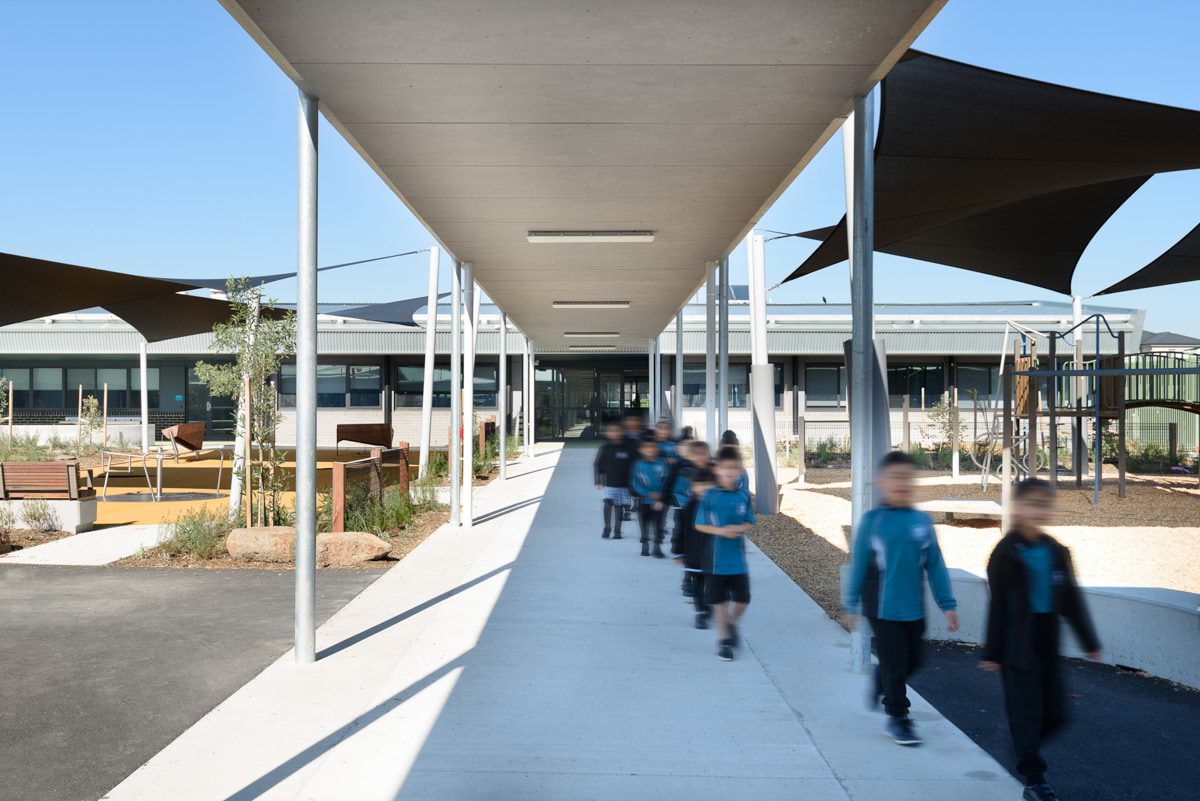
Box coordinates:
[527,230,654,243]
[563,331,620,338]
[569,345,617,351]
[552,301,631,309]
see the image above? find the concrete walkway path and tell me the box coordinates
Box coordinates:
[2,524,158,565]
[103,444,1019,801]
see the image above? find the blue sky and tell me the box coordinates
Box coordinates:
[1,0,1197,331]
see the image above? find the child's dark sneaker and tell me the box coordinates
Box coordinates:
[717,641,734,661]
[728,623,740,650]
[612,532,622,540]
[640,542,650,556]
[694,612,709,630]
[886,716,921,746]
[1023,784,1059,801]
[652,544,666,559]
[602,528,610,539]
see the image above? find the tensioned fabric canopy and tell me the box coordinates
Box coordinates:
[1097,222,1200,295]
[783,50,1200,294]
[0,252,440,343]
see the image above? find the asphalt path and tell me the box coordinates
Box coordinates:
[910,640,1200,801]
[0,565,384,801]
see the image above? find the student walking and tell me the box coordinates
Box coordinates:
[594,421,636,539]
[673,463,715,627]
[631,437,670,558]
[694,449,756,661]
[654,420,679,463]
[844,451,959,745]
[980,479,1102,801]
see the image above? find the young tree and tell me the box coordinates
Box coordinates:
[193,278,295,525]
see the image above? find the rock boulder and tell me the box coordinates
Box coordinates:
[316,531,392,567]
[225,526,295,563]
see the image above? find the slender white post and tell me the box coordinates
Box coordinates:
[499,311,508,480]
[748,234,776,514]
[528,341,536,453]
[449,261,462,527]
[718,255,730,436]
[294,90,319,664]
[139,341,150,454]
[674,310,684,436]
[648,338,655,422]
[705,261,718,447]
[1073,294,1087,478]
[845,93,876,675]
[523,335,532,458]
[462,265,475,528]
[418,246,440,478]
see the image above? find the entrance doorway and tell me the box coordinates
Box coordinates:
[534,356,654,440]
[186,368,237,441]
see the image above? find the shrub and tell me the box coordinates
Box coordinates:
[0,504,15,534]
[808,437,849,467]
[345,486,416,539]
[158,506,230,560]
[20,499,59,532]
[0,433,52,463]
[423,451,449,479]
[410,477,441,512]
[908,446,932,468]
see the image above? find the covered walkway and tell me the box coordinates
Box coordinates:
[106,446,1016,801]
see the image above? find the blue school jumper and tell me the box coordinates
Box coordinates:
[698,486,757,575]
[843,505,956,621]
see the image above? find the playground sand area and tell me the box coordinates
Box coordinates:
[753,469,1200,620]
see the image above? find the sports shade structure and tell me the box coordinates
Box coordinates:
[783,50,1200,295]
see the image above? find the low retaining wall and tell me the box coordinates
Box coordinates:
[3,498,97,534]
[12,423,145,448]
[924,568,1200,689]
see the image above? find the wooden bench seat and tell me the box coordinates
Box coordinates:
[336,423,393,452]
[0,462,95,500]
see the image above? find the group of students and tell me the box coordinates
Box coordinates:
[843,450,1102,801]
[594,414,754,662]
[598,419,1101,801]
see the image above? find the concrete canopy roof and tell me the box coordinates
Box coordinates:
[219,1,946,348]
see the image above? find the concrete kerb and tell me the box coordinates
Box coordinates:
[925,568,1200,689]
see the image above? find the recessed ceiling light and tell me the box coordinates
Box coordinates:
[552,300,631,309]
[528,230,654,243]
[569,345,617,351]
[564,332,620,338]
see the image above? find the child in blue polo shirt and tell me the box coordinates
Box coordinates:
[695,448,756,662]
[844,450,959,746]
[631,436,670,558]
[654,420,678,463]
[980,479,1101,801]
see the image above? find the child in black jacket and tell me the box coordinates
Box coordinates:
[594,421,636,539]
[672,453,715,629]
[980,479,1102,801]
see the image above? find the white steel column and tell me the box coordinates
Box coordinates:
[294,90,319,664]
[1073,294,1087,477]
[418,246,440,478]
[718,255,730,437]
[499,311,508,480]
[523,336,532,458]
[648,339,655,422]
[705,261,718,447]
[845,92,876,675]
[674,310,684,436]
[139,341,150,454]
[461,264,476,527]
[449,261,462,527]
[748,234,777,514]
[528,341,536,453]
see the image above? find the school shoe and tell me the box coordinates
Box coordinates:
[728,623,740,650]
[652,543,666,559]
[641,542,651,556]
[694,612,709,630]
[612,531,622,540]
[717,640,734,661]
[601,528,610,539]
[1023,784,1059,801]
[886,716,922,746]
[681,576,692,596]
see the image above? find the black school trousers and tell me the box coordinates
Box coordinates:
[869,617,925,718]
[1001,613,1066,786]
[637,503,664,544]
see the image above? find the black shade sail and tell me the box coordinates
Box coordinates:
[1,252,289,342]
[158,250,426,290]
[307,293,450,327]
[784,51,1200,293]
[1097,222,1200,295]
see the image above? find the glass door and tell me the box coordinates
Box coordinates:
[186,368,237,441]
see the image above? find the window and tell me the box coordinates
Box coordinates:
[349,365,382,407]
[472,364,499,407]
[806,364,845,408]
[727,364,749,408]
[395,364,452,408]
[0,368,31,409]
[32,368,63,409]
[682,366,709,407]
[98,368,129,407]
[957,364,998,406]
[774,363,784,408]
[130,367,161,409]
[316,365,347,407]
[886,364,945,408]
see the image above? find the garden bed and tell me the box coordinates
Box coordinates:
[0,527,75,554]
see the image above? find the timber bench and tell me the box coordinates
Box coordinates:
[336,423,393,454]
[0,461,97,532]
